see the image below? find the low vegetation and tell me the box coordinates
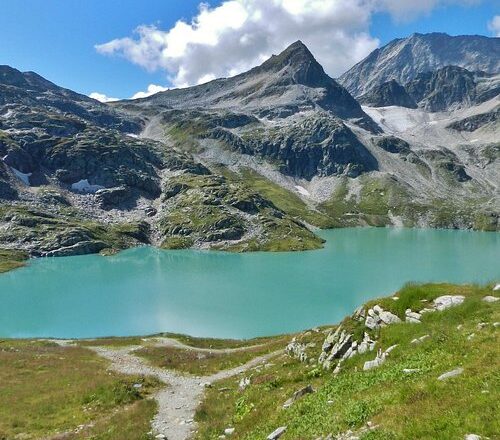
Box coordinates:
[135,337,287,376]
[0,248,28,273]
[0,340,160,440]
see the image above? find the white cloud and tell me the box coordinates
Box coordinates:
[131,84,169,99]
[488,15,500,37]
[375,0,480,22]
[95,0,485,88]
[89,92,119,103]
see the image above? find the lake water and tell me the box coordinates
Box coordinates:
[0,228,498,339]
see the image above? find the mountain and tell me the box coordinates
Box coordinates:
[339,33,500,97]
[132,41,375,127]
[359,66,500,112]
[0,37,499,261]
[0,65,142,132]
[359,79,417,108]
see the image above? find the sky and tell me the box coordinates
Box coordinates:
[1,0,499,101]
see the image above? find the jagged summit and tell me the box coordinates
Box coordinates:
[339,33,500,97]
[130,40,376,127]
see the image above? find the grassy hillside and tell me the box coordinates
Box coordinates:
[194,283,499,440]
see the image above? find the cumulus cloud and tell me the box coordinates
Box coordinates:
[95,0,484,88]
[131,84,169,99]
[488,15,500,37]
[89,92,119,103]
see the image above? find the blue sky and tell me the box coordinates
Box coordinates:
[1,0,498,99]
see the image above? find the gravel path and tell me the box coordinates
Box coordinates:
[89,345,282,440]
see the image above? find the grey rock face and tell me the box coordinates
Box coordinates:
[133,41,377,129]
[339,33,500,97]
[359,80,417,108]
[208,114,378,180]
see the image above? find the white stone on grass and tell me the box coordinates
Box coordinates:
[437,367,464,381]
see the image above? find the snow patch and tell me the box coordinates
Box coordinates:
[71,179,104,193]
[295,185,310,197]
[126,133,139,138]
[10,167,31,186]
[362,105,432,133]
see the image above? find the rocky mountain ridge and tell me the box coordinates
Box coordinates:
[339,32,500,97]
[0,34,499,260]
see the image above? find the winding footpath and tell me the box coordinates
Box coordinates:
[88,339,283,440]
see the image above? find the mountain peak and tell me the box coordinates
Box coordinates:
[339,33,500,96]
[259,40,317,73]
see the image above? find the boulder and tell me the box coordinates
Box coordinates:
[482,295,498,303]
[433,295,465,311]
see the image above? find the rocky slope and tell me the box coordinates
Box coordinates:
[339,32,500,97]
[0,35,499,261]
[360,66,500,112]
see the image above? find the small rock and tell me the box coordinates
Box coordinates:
[477,322,486,330]
[283,385,315,408]
[493,284,500,291]
[267,426,287,440]
[437,367,464,381]
[239,377,250,391]
[464,434,481,440]
[411,334,430,344]
[457,324,464,330]
[379,310,402,325]
[403,368,420,374]
[155,435,166,440]
[482,295,499,303]
[467,333,475,341]
[224,428,235,436]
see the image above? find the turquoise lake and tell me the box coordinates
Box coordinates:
[0,228,498,339]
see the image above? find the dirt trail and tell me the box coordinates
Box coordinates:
[89,344,282,440]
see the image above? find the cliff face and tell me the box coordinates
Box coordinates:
[339,33,500,97]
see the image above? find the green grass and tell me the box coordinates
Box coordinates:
[194,283,500,440]
[135,337,287,376]
[232,168,334,228]
[0,340,160,439]
[0,248,28,273]
[161,333,286,350]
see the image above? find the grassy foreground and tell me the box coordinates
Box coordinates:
[0,340,160,440]
[0,283,498,439]
[194,283,499,440]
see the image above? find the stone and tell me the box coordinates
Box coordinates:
[224,428,235,436]
[464,434,481,440]
[482,295,499,303]
[433,295,465,311]
[283,385,315,408]
[437,367,464,381]
[267,426,287,440]
[365,315,380,330]
[379,310,402,325]
[239,377,250,390]
[411,334,430,344]
[403,368,420,374]
[493,284,500,291]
